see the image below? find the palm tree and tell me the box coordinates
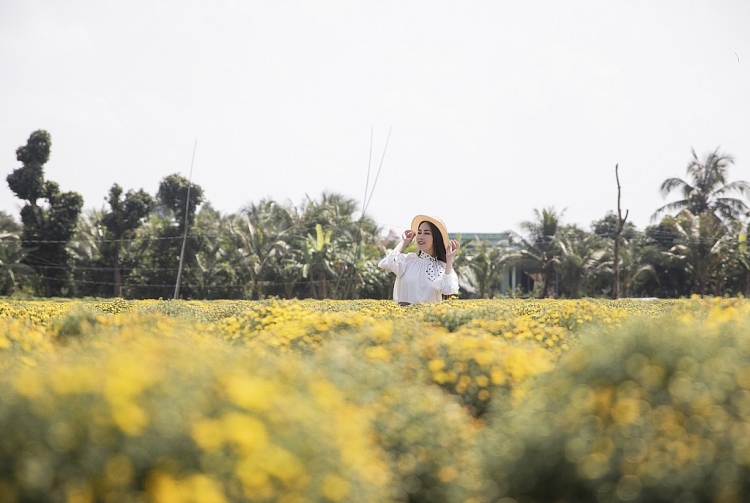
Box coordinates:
[596,235,656,298]
[663,211,725,295]
[555,226,605,298]
[67,208,109,297]
[460,237,510,298]
[516,207,564,298]
[233,200,297,299]
[652,147,750,223]
[193,207,238,299]
[299,192,382,299]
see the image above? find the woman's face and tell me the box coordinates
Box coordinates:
[416,222,435,256]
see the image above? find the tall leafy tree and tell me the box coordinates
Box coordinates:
[6,130,83,296]
[653,147,750,223]
[126,174,203,299]
[101,184,154,296]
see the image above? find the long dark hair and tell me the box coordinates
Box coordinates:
[424,221,447,263]
[423,221,452,300]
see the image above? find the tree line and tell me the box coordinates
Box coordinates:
[2,130,749,299]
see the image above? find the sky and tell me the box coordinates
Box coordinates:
[1,0,749,236]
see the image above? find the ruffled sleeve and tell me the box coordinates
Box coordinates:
[378,248,407,277]
[432,269,459,295]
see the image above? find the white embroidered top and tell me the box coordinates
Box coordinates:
[378,249,459,303]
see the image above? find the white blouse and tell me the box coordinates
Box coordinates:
[378,249,459,303]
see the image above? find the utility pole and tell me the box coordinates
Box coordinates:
[613,164,629,299]
[174,139,197,300]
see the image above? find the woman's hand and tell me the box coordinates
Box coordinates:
[402,229,415,246]
[444,239,460,275]
[446,239,460,262]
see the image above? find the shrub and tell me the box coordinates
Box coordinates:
[316,329,487,503]
[0,313,391,502]
[481,309,750,502]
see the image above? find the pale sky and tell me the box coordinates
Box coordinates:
[1,1,749,235]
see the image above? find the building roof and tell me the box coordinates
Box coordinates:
[448,232,513,246]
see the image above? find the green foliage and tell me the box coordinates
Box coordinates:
[517,207,565,298]
[99,183,156,295]
[0,211,21,235]
[459,237,508,299]
[50,306,103,339]
[654,147,750,222]
[592,212,640,241]
[6,130,50,202]
[126,175,204,299]
[302,224,334,299]
[555,225,605,298]
[157,173,204,231]
[6,130,83,297]
[0,234,35,295]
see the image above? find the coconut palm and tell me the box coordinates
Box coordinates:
[652,148,750,223]
[193,207,239,299]
[299,191,383,299]
[516,207,564,298]
[67,208,110,297]
[555,226,605,298]
[663,211,725,295]
[596,235,656,298]
[233,200,297,299]
[460,237,512,298]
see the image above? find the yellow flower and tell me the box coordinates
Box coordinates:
[322,474,350,502]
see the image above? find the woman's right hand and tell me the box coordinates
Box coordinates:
[402,229,415,245]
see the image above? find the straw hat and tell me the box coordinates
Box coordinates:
[410,215,450,248]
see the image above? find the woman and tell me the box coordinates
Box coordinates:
[378,215,460,304]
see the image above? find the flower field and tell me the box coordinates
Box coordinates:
[1,297,749,502]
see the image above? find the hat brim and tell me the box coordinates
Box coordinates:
[411,215,450,248]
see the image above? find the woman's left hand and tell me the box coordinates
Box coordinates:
[446,239,460,261]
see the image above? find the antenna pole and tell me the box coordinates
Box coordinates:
[174,138,197,300]
[362,126,373,217]
[362,125,392,216]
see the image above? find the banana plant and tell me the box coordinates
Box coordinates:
[301,224,334,299]
[0,233,35,295]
